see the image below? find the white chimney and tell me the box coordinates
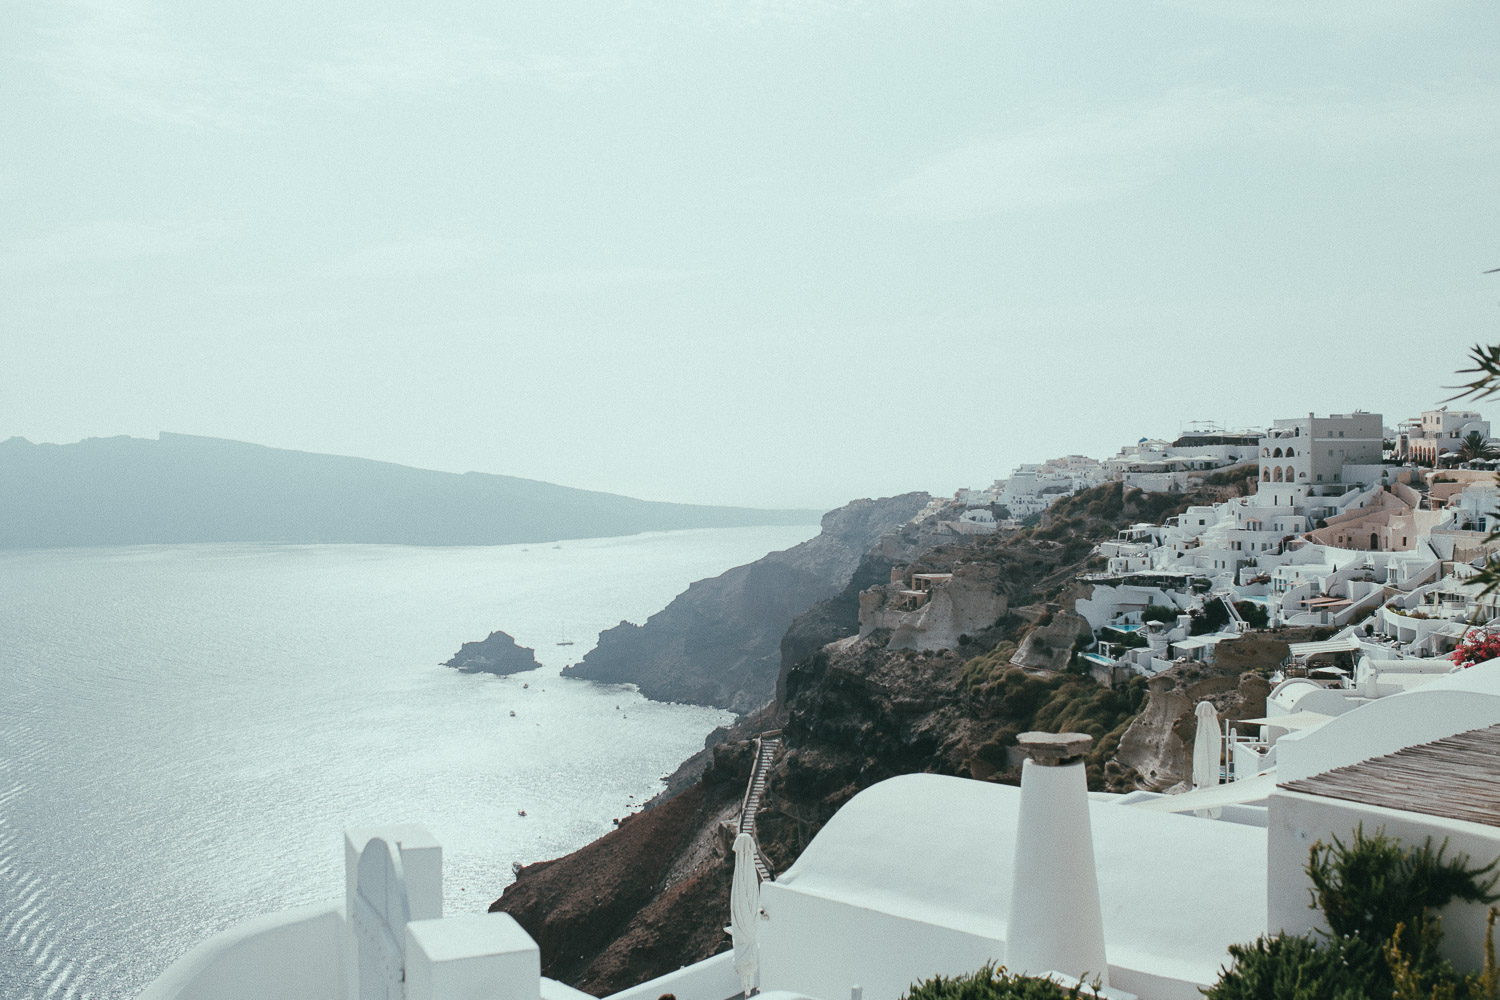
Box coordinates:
[1004,732,1109,987]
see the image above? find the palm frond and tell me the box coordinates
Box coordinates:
[1445,344,1500,403]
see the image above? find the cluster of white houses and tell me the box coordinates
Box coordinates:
[1069,410,1500,790]
[926,406,1500,793]
[943,408,1492,533]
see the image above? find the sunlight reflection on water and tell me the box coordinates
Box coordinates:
[0,525,814,1000]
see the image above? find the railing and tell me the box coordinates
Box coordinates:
[737,730,782,881]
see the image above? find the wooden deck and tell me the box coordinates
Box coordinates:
[1281,723,1500,828]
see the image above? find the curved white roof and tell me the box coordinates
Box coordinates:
[776,773,1265,989]
[1276,659,1500,781]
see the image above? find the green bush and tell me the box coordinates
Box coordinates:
[1235,601,1270,629]
[1308,827,1500,947]
[1206,934,1381,1000]
[902,963,1091,1000]
[1139,604,1178,624]
[1190,599,1231,635]
[1207,827,1500,1000]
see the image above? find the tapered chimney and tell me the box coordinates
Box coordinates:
[1004,732,1109,987]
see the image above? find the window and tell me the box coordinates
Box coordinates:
[1339,431,1345,437]
[1317,474,1324,482]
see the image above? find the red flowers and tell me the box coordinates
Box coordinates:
[1450,630,1500,669]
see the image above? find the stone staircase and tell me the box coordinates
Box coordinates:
[737,731,782,881]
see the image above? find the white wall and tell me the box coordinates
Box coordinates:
[136,901,343,1000]
[1269,791,1500,971]
[759,885,1004,1000]
[602,951,742,1000]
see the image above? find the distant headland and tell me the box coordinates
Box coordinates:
[0,433,822,548]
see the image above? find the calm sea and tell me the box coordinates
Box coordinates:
[0,525,817,1000]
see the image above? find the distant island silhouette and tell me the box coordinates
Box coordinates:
[0,433,822,548]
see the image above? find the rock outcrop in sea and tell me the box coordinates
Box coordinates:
[560,492,932,713]
[442,630,542,675]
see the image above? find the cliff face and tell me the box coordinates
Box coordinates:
[443,630,541,675]
[494,481,1267,995]
[491,727,761,995]
[1113,629,1323,791]
[561,493,931,713]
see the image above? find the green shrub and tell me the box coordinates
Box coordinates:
[1235,601,1270,629]
[901,963,1091,1000]
[1309,827,1500,948]
[1386,910,1500,1000]
[1205,933,1381,1000]
[1207,827,1500,1000]
[1140,604,1178,624]
[1190,599,1231,635]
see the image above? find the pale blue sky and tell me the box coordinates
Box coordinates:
[4,1,1498,508]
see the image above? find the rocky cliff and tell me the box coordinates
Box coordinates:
[560,493,931,713]
[443,630,542,675]
[494,481,1265,994]
[1114,628,1326,791]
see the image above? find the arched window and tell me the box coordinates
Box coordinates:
[1262,468,1270,481]
[1274,467,1284,482]
[1285,447,1295,457]
[1262,448,1270,457]
[1285,466,1295,482]
[1273,448,1283,458]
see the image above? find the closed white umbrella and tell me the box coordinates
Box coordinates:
[1192,701,1221,819]
[1192,700,1220,790]
[730,833,761,998]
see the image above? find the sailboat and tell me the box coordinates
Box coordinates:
[556,622,574,647]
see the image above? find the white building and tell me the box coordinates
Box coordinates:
[1397,407,1491,466]
[1258,411,1384,488]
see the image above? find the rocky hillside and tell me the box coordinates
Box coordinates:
[493,481,1282,992]
[560,493,931,713]
[1114,628,1328,791]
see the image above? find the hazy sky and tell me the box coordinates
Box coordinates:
[4,1,1499,509]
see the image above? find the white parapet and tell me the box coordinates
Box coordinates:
[1004,733,1109,988]
[405,912,541,1000]
[345,823,443,922]
[344,823,444,1000]
[602,949,743,1000]
[135,901,343,1000]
